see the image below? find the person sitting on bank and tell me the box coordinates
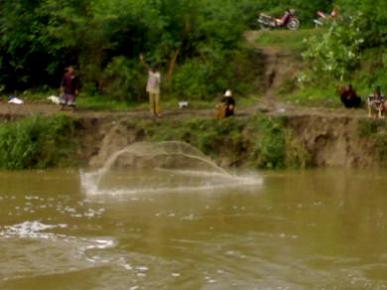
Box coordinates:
[217,90,235,119]
[368,86,385,119]
[60,66,80,110]
[340,84,361,108]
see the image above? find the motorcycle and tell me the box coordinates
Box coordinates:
[258,10,300,31]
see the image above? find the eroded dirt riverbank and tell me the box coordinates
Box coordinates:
[0,102,384,170]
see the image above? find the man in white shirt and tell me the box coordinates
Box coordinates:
[140,54,161,117]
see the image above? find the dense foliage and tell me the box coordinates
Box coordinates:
[0,116,77,169]
[1,0,385,101]
[302,0,387,89]
[303,16,364,81]
[0,0,337,101]
[0,0,252,100]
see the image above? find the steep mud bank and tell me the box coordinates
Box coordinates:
[80,113,383,170]
[285,115,378,168]
[0,110,382,169]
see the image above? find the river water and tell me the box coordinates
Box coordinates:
[0,169,386,290]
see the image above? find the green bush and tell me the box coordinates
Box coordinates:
[102,56,146,102]
[249,116,286,169]
[0,116,77,169]
[303,16,364,82]
[169,46,260,101]
[171,60,212,100]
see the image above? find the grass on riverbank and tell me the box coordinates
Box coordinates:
[0,114,311,170]
[141,115,311,169]
[12,90,226,112]
[256,29,316,53]
[0,115,77,169]
[4,90,260,112]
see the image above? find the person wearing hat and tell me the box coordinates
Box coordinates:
[217,90,236,118]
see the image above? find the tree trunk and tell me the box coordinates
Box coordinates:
[167,49,180,83]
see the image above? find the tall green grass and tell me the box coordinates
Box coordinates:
[256,29,316,53]
[0,115,77,169]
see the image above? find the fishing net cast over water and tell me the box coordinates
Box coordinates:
[81,141,261,195]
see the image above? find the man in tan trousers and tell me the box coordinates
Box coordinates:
[140,54,161,117]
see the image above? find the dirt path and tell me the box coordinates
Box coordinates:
[244,31,303,110]
[0,102,216,121]
[0,100,370,123]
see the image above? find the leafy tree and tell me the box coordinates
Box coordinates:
[303,16,364,81]
[2,0,385,102]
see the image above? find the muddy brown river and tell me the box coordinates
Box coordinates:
[0,169,386,290]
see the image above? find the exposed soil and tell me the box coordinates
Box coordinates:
[244,31,303,109]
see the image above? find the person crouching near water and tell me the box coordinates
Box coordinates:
[368,86,385,119]
[60,66,80,111]
[216,90,236,119]
[140,54,162,117]
[340,84,362,109]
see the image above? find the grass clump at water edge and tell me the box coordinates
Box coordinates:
[0,115,77,170]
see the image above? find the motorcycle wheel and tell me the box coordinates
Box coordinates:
[287,19,300,31]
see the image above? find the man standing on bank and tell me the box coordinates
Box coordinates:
[140,54,162,117]
[60,66,80,111]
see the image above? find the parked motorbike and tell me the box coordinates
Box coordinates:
[258,10,300,31]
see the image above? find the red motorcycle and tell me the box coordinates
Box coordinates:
[258,9,300,31]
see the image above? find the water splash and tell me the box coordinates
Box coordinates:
[81,141,262,196]
[0,221,117,281]
[0,221,67,239]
